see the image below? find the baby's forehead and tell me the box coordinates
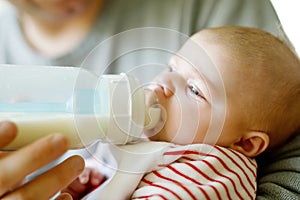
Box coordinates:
[173,45,221,79]
[177,35,243,75]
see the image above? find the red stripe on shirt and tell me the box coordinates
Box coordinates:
[163,150,200,156]
[185,161,229,200]
[179,156,196,162]
[164,147,256,199]
[166,148,253,199]
[133,193,168,200]
[141,178,181,200]
[213,145,256,196]
[197,185,212,200]
[201,159,244,199]
[205,153,252,199]
[229,148,257,169]
[227,147,257,177]
[152,170,198,200]
[167,165,212,199]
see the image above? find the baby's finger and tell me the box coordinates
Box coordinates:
[79,168,91,184]
[90,171,106,186]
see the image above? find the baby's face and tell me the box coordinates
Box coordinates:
[144,56,211,145]
[144,32,248,146]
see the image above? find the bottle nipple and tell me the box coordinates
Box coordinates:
[143,88,162,130]
[144,106,161,129]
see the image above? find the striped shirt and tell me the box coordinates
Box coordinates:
[132,144,257,200]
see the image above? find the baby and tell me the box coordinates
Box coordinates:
[63,26,300,199]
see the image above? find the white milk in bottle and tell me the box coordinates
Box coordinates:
[0,65,161,149]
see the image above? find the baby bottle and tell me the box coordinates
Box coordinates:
[0,65,161,149]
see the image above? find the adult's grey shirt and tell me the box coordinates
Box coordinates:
[0,0,284,81]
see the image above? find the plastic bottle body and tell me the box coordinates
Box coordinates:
[0,65,156,149]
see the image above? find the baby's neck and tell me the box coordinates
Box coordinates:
[19,0,104,57]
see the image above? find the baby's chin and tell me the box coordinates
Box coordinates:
[143,129,157,139]
[143,129,164,141]
[144,129,204,145]
[143,129,175,144]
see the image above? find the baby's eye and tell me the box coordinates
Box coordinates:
[187,84,206,101]
[189,85,200,96]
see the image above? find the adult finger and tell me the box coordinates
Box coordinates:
[55,193,73,200]
[2,155,84,200]
[0,134,69,196]
[0,121,17,147]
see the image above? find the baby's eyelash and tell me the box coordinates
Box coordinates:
[188,85,200,96]
[187,83,206,101]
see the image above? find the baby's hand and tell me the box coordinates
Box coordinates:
[62,167,106,200]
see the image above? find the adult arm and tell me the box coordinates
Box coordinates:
[256,132,300,200]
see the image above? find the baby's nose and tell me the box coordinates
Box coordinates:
[161,84,174,98]
[150,83,174,98]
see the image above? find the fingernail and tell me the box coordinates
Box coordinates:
[79,176,88,184]
[55,193,72,200]
[92,178,101,185]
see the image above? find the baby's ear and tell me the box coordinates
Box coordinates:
[230,131,269,157]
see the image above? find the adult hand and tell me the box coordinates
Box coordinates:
[0,121,85,199]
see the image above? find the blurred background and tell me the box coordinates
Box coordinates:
[0,0,299,55]
[271,0,300,55]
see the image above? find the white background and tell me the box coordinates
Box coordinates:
[0,0,299,55]
[271,0,300,55]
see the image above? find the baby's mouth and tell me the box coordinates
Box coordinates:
[143,88,166,135]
